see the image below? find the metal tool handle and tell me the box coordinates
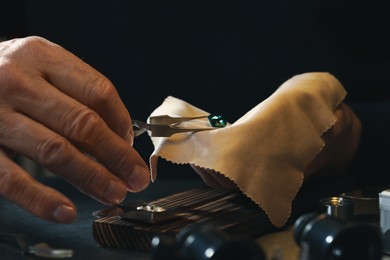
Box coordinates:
[132,119,215,137]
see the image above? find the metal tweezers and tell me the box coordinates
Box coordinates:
[132,115,216,137]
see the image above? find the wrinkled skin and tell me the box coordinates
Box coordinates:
[192,103,362,190]
[0,36,150,223]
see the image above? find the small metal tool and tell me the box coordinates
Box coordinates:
[120,203,188,224]
[319,197,354,222]
[132,114,227,137]
[27,243,74,258]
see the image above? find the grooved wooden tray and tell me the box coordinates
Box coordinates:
[92,186,277,252]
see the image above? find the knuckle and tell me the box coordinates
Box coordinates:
[14,37,62,67]
[36,136,71,169]
[83,76,132,139]
[85,76,116,107]
[0,168,16,196]
[19,36,52,54]
[77,167,104,196]
[0,167,50,218]
[0,38,51,96]
[0,169,49,219]
[0,36,51,61]
[0,168,29,198]
[0,60,24,95]
[64,108,102,146]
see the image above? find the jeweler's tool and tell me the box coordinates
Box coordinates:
[132,114,227,137]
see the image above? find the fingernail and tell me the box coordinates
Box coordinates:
[53,205,76,223]
[103,181,127,204]
[124,130,134,147]
[128,130,134,147]
[127,165,150,192]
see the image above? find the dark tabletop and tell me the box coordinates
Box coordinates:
[1,177,385,260]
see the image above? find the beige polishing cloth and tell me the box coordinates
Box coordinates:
[146,72,346,227]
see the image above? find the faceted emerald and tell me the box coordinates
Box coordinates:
[208,114,227,127]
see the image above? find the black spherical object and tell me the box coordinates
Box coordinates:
[294,212,383,260]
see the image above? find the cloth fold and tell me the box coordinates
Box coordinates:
[146,72,346,227]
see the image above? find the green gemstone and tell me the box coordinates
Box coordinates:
[208,114,227,127]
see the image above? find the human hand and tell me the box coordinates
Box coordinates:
[0,36,150,223]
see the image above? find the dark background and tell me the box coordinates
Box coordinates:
[1,3,390,258]
[2,0,390,180]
